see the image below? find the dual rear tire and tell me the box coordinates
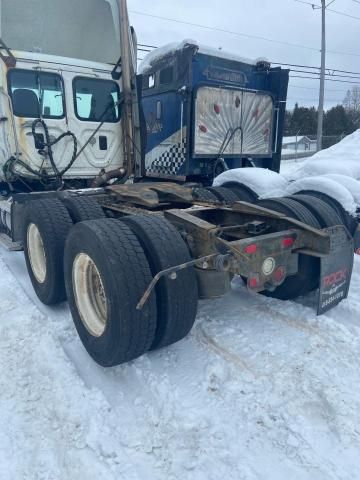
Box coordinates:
[256,194,344,300]
[64,216,198,365]
[23,198,199,366]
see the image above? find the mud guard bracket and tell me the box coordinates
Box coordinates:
[318,225,354,315]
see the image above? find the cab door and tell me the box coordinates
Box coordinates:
[142,66,188,180]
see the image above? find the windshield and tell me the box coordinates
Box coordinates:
[194,86,274,156]
[0,0,120,64]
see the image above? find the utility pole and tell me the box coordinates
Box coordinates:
[317,0,326,151]
[294,0,336,151]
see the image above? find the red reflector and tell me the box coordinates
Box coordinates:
[199,125,207,133]
[282,237,295,248]
[273,266,286,284]
[214,104,221,114]
[244,244,257,254]
[249,277,258,289]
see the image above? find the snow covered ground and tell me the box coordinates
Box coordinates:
[1,172,360,479]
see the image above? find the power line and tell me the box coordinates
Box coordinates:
[287,96,343,101]
[327,7,360,20]
[288,68,360,79]
[294,0,360,20]
[130,10,360,57]
[290,75,360,85]
[272,61,360,76]
[290,84,347,92]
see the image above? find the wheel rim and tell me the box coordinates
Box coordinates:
[27,223,47,284]
[72,253,108,337]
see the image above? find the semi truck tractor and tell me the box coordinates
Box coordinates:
[0,0,358,367]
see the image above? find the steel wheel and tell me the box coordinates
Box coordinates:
[27,223,47,284]
[72,253,108,338]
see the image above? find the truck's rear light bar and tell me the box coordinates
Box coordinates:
[282,237,295,248]
[244,244,257,254]
[273,265,286,284]
[248,275,260,289]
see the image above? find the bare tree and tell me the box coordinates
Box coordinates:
[343,87,360,128]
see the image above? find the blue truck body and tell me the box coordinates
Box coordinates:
[140,42,289,184]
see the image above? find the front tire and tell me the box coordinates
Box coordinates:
[23,199,72,305]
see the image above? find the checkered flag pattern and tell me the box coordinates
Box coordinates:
[147,139,186,176]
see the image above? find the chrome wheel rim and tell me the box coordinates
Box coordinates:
[72,253,107,337]
[27,223,47,284]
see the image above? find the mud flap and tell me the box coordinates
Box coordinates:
[354,225,360,255]
[318,225,354,315]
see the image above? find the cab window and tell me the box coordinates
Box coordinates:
[8,69,65,119]
[159,67,173,85]
[73,77,120,123]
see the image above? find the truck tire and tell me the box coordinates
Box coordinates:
[297,190,357,235]
[64,219,157,367]
[62,196,106,223]
[219,182,258,203]
[122,215,198,350]
[256,197,321,300]
[288,194,342,228]
[192,187,220,204]
[23,198,73,305]
[205,187,239,205]
[257,197,321,227]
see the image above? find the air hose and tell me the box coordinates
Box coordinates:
[4,119,78,185]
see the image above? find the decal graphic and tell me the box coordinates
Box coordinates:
[203,66,248,86]
[146,128,187,176]
[318,225,354,315]
[146,112,163,135]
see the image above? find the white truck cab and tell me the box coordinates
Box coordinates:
[0,0,139,192]
[0,51,124,184]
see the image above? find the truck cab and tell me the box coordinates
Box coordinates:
[0,0,130,193]
[140,41,289,184]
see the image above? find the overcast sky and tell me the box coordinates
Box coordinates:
[128,0,360,110]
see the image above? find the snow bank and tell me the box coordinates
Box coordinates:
[213,167,289,198]
[139,40,258,74]
[323,174,360,205]
[287,130,360,181]
[286,176,357,214]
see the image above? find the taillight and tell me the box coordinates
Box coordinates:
[248,276,260,289]
[244,244,257,254]
[273,266,286,285]
[282,237,295,248]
